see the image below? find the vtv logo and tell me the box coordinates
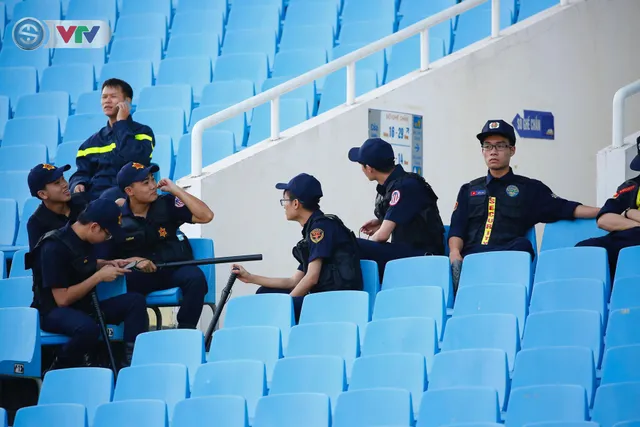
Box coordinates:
[47,20,111,48]
[56,25,102,44]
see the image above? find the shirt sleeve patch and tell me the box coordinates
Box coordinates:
[389,190,401,206]
[310,228,324,243]
[175,196,185,207]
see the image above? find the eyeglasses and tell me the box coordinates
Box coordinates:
[481,142,511,152]
[280,198,294,206]
[102,227,112,240]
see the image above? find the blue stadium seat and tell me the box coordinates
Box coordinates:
[262,77,317,115]
[381,256,453,308]
[201,80,256,107]
[592,382,640,427]
[41,64,95,107]
[253,393,331,427]
[156,57,212,102]
[442,313,520,371]
[399,0,455,20]
[340,20,395,46]
[226,5,281,36]
[13,403,87,427]
[540,219,606,252]
[0,277,33,307]
[14,92,70,134]
[512,347,596,406]
[0,307,41,377]
[0,252,6,279]
[171,11,224,44]
[208,326,282,382]
[150,135,174,179]
[342,0,395,24]
[317,68,378,115]
[0,96,9,140]
[0,198,17,249]
[333,390,413,427]
[333,42,386,83]
[120,0,171,24]
[0,44,50,77]
[362,317,437,372]
[385,35,446,83]
[63,113,105,143]
[0,67,38,113]
[529,279,607,326]
[612,422,640,427]
[54,141,82,176]
[192,360,266,421]
[459,251,532,296]
[115,13,168,49]
[176,0,227,15]
[614,245,640,281]
[373,286,445,340]
[65,0,117,31]
[166,32,220,63]
[99,61,153,103]
[39,367,114,424]
[350,353,427,416]
[3,116,61,161]
[109,37,163,74]
[0,172,31,216]
[429,349,509,411]
[279,24,334,54]
[286,322,359,377]
[133,108,186,148]
[417,387,500,427]
[454,284,528,338]
[75,91,103,115]
[213,53,270,92]
[516,0,560,22]
[272,49,327,82]
[93,400,168,427]
[507,385,588,427]
[223,29,278,69]
[51,48,106,79]
[9,249,31,277]
[10,0,61,22]
[224,293,295,347]
[246,99,309,147]
[601,344,640,385]
[284,2,337,30]
[611,276,640,311]
[172,395,249,427]
[188,106,247,146]
[11,197,39,253]
[0,407,5,427]
[521,423,598,427]
[173,131,235,180]
[360,260,381,317]
[523,310,602,367]
[606,308,640,350]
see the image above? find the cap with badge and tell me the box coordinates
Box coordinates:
[80,198,124,240]
[28,163,71,197]
[476,119,517,145]
[275,173,323,204]
[348,137,395,170]
[117,161,160,190]
[631,135,640,171]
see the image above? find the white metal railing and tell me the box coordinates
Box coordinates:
[189,0,570,177]
[612,79,640,147]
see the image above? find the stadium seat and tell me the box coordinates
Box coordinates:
[75,91,103,115]
[115,13,168,49]
[333,42,386,81]
[614,245,640,281]
[108,37,163,74]
[41,64,95,107]
[156,57,213,102]
[0,172,31,216]
[350,353,427,416]
[189,104,248,142]
[284,2,338,32]
[601,344,640,385]
[201,80,256,107]
[172,395,249,427]
[99,61,153,103]
[0,408,5,427]
[9,0,61,22]
[213,53,270,92]
[14,91,71,134]
[341,0,395,22]
[176,0,227,14]
[512,346,596,406]
[93,400,168,427]
[317,68,379,115]
[120,0,171,23]
[373,286,445,340]
[246,99,309,147]
[226,5,281,36]
[133,108,186,148]
[360,260,381,317]
[516,0,560,22]
[0,67,38,113]
[521,423,598,427]
[54,141,83,176]
[333,388,413,427]
[279,24,335,55]
[165,32,220,64]
[529,279,607,325]
[540,219,607,252]
[171,11,224,45]
[0,194,36,255]
[0,96,9,140]
[223,29,278,69]
[262,77,316,115]
[51,48,107,79]
[63,113,105,143]
[606,308,640,349]
[340,20,395,47]
[65,0,117,31]
[458,251,532,296]
[506,384,588,427]
[417,387,500,427]
[13,403,87,427]
[39,367,114,424]
[9,249,30,277]
[0,307,41,377]
[399,0,455,22]
[0,198,17,247]
[253,393,331,427]
[523,310,602,367]
[362,317,438,372]
[0,46,50,77]
[0,277,33,307]
[150,135,174,179]
[208,325,282,382]
[273,48,328,81]
[592,382,640,427]
[3,116,61,161]
[429,349,509,410]
[454,284,528,337]
[173,131,236,180]
[381,256,453,307]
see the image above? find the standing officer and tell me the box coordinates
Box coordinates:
[231,173,363,321]
[576,135,640,277]
[107,162,214,329]
[348,137,445,278]
[29,199,148,371]
[70,78,155,201]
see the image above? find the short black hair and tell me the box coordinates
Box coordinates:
[288,191,320,211]
[102,78,134,100]
[361,160,395,173]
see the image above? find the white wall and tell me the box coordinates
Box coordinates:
[183,0,640,309]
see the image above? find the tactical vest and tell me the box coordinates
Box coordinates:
[292,214,363,293]
[118,199,193,263]
[374,173,445,255]
[465,175,528,246]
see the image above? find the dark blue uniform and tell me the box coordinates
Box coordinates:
[27,193,87,250]
[70,116,154,201]
[450,168,581,258]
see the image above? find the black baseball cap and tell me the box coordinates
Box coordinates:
[28,163,71,197]
[275,173,323,204]
[348,138,395,170]
[476,120,517,145]
[631,136,640,171]
[80,198,124,240]
[117,161,159,190]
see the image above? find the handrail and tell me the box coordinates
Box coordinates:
[190,0,500,177]
[612,78,640,147]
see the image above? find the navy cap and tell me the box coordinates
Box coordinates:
[476,120,517,145]
[275,173,323,204]
[348,138,395,170]
[117,161,160,190]
[28,163,71,197]
[631,136,640,171]
[81,198,124,240]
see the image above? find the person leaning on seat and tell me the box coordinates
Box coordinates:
[231,173,363,321]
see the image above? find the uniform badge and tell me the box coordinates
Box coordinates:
[506,185,519,197]
[132,162,145,170]
[158,227,167,238]
[175,197,185,208]
[390,190,401,206]
[310,228,324,243]
[489,121,500,129]
[42,163,55,170]
[117,213,122,225]
[13,363,24,375]
[470,189,487,196]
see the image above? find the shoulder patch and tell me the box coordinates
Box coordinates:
[389,190,401,206]
[453,201,458,211]
[613,185,636,199]
[175,196,185,208]
[310,228,324,243]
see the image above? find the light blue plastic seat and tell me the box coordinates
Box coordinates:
[172,395,249,427]
[189,105,247,145]
[223,29,278,69]
[340,19,394,46]
[317,68,378,115]
[65,0,117,31]
[0,199,17,250]
[0,252,6,279]
[108,37,162,74]
[13,403,87,427]
[176,0,227,15]
[0,96,9,140]
[360,260,381,317]
[75,91,103,115]
[417,387,500,427]
[341,0,395,24]
[0,194,31,254]
[522,423,598,427]
[507,385,588,427]
[39,367,114,424]
[529,279,607,326]
[285,1,337,29]
[171,11,224,44]
[156,57,212,102]
[399,0,455,19]
[138,85,193,125]
[0,44,50,77]
[98,60,153,103]
[272,49,327,86]
[51,48,106,79]
[54,141,83,176]
[0,277,33,307]
[150,136,174,179]
[201,80,255,106]
[120,0,171,23]
[93,400,168,427]
[333,42,385,80]
[133,108,185,148]
[262,77,316,115]
[63,113,106,143]
[115,13,168,48]
[442,313,520,371]
[246,99,309,146]
[429,349,509,410]
[334,389,414,427]
[0,67,38,113]
[606,308,640,350]
[0,407,5,427]
[213,53,270,92]
[279,24,334,54]
[0,172,31,216]
[10,0,62,22]
[614,245,640,281]
[41,64,95,106]
[226,5,280,36]
[523,310,602,368]
[381,255,453,307]
[459,250,532,296]
[540,219,606,252]
[253,393,331,427]
[602,344,640,385]
[3,116,61,161]
[592,382,640,427]
[0,307,41,377]
[516,0,560,22]
[14,92,70,134]
[165,32,220,63]
[173,131,235,179]
[512,346,596,406]
[612,422,640,427]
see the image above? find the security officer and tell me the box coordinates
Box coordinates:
[231,173,363,321]
[348,137,445,278]
[107,161,214,329]
[29,199,148,371]
[576,135,640,277]
[70,78,155,201]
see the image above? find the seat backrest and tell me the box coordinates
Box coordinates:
[614,245,640,282]
[120,0,171,22]
[171,10,225,40]
[173,130,236,180]
[317,68,378,114]
[224,293,295,346]
[529,279,606,325]
[299,291,369,340]
[0,407,5,427]
[156,57,212,100]
[222,28,278,66]
[99,60,153,100]
[93,400,168,427]
[0,66,38,109]
[601,344,640,385]
[201,80,255,106]
[41,64,95,106]
[606,308,640,350]
[247,99,308,146]
[534,247,610,296]
[0,307,41,377]
[133,108,186,146]
[458,251,532,295]
[51,48,106,78]
[0,277,34,308]
[109,37,163,73]
[592,382,640,427]
[226,4,280,33]
[506,384,588,427]
[0,172,30,216]
[0,145,48,173]
[137,84,193,124]
[10,249,31,278]
[172,395,249,427]
[272,48,327,78]
[333,388,414,427]
[381,256,453,307]
[0,198,18,246]
[14,91,70,133]
[63,113,106,143]
[115,13,167,46]
[360,259,380,317]
[253,393,331,427]
[75,91,103,115]
[416,387,500,427]
[13,403,87,427]
[11,0,62,21]
[213,53,269,90]
[54,142,83,177]
[3,116,61,160]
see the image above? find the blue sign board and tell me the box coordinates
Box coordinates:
[512,110,555,140]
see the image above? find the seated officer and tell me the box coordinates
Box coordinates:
[576,135,640,277]
[231,173,363,321]
[70,78,155,201]
[108,161,214,329]
[348,137,445,278]
[27,163,89,251]
[29,199,147,371]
